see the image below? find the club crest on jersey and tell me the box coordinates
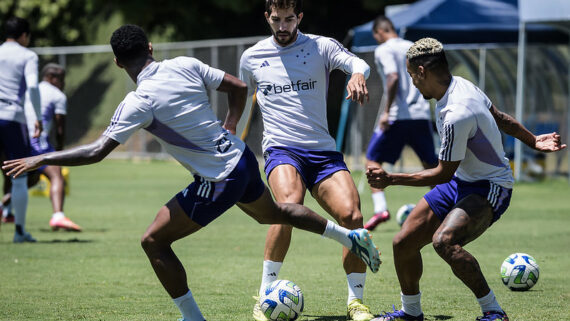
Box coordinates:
[259,79,317,96]
[215,136,232,153]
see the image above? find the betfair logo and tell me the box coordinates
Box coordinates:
[260,79,317,96]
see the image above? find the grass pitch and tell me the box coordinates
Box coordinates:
[0,159,568,320]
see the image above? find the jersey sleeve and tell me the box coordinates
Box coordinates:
[318,37,370,79]
[103,93,152,144]
[54,94,67,115]
[24,53,42,119]
[438,108,476,162]
[193,58,225,90]
[239,51,257,97]
[376,45,398,75]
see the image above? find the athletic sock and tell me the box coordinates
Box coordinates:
[371,191,387,213]
[477,290,503,313]
[11,176,28,234]
[322,220,352,248]
[347,272,366,304]
[259,260,282,296]
[173,290,206,321]
[401,292,422,317]
[52,211,65,220]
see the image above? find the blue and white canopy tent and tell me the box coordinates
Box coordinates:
[338,0,569,180]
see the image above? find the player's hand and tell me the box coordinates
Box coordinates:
[2,156,43,178]
[346,73,369,106]
[366,166,391,189]
[534,132,567,152]
[33,120,43,138]
[379,112,390,131]
[222,124,236,135]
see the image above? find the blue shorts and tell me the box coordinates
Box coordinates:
[30,137,55,172]
[366,119,437,165]
[424,176,512,225]
[263,146,348,191]
[175,146,265,227]
[0,119,31,160]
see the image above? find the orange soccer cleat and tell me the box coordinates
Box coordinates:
[49,216,82,232]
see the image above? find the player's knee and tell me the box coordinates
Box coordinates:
[140,232,161,254]
[337,207,363,228]
[432,232,453,258]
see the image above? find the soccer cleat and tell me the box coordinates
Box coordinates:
[372,306,424,321]
[364,210,390,231]
[348,228,381,273]
[347,298,374,321]
[476,311,509,321]
[1,213,15,223]
[252,296,269,321]
[49,216,82,232]
[13,231,37,243]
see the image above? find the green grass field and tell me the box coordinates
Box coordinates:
[1,160,569,320]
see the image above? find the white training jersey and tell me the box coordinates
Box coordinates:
[0,41,39,123]
[436,76,514,188]
[25,81,67,140]
[374,38,430,121]
[103,57,245,181]
[240,31,370,152]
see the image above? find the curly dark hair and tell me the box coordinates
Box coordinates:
[265,0,303,15]
[110,24,149,65]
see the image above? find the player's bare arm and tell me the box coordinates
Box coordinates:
[490,104,567,152]
[379,72,399,130]
[366,159,459,189]
[3,135,119,178]
[218,73,248,135]
[345,72,369,105]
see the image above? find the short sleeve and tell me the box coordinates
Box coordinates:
[376,46,398,75]
[193,59,225,90]
[239,51,257,97]
[54,94,67,115]
[439,110,476,162]
[103,93,152,144]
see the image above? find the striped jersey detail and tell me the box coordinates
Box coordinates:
[104,102,126,135]
[440,123,455,161]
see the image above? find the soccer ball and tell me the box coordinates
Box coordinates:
[396,203,415,226]
[500,253,539,291]
[259,280,304,321]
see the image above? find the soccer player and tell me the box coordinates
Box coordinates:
[363,16,437,231]
[24,63,81,231]
[0,16,43,242]
[3,24,380,321]
[367,38,566,321]
[239,1,375,320]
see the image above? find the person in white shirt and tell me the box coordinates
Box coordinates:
[0,16,42,243]
[3,24,380,321]
[363,16,437,231]
[367,38,566,321]
[240,1,375,320]
[23,63,81,231]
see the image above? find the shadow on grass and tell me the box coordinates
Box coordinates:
[302,315,345,321]
[428,315,453,320]
[37,238,94,243]
[38,228,108,233]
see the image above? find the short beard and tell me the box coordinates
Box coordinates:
[273,25,298,46]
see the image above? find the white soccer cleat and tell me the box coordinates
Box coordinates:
[348,228,381,273]
[252,295,269,321]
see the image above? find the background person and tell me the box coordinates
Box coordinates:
[0,16,43,242]
[363,16,437,231]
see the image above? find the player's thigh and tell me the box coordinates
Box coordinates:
[42,165,63,182]
[435,193,493,247]
[237,186,283,224]
[143,197,202,244]
[312,170,361,223]
[267,164,306,203]
[395,197,440,248]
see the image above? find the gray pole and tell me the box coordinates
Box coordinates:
[515,22,526,181]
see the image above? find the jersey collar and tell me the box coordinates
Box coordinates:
[436,76,457,108]
[137,61,159,85]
